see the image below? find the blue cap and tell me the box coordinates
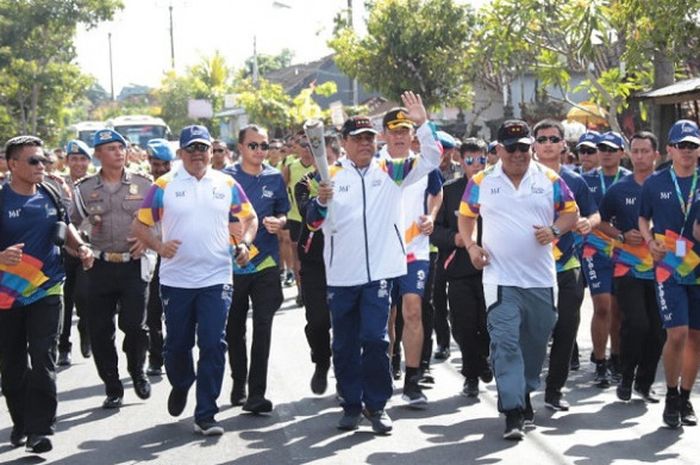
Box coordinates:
[65,140,91,159]
[487,141,498,153]
[179,125,212,148]
[668,119,700,145]
[93,129,127,148]
[436,131,457,149]
[598,131,625,150]
[576,131,601,149]
[146,138,175,161]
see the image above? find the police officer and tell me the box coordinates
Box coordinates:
[70,129,153,409]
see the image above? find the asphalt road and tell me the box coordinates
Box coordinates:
[0,286,697,465]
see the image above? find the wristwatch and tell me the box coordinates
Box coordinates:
[616,233,625,243]
[550,225,561,238]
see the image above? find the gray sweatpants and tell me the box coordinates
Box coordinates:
[484,284,558,413]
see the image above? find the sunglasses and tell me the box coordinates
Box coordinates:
[247,142,270,151]
[535,135,563,144]
[212,148,225,154]
[503,143,531,154]
[184,143,210,154]
[597,145,621,153]
[673,141,700,151]
[26,155,49,166]
[465,156,487,165]
[578,147,597,155]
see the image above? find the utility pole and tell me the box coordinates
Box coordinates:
[108,32,115,101]
[169,3,175,69]
[348,0,358,106]
[252,35,259,87]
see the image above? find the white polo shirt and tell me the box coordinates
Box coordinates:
[137,165,254,289]
[459,160,577,288]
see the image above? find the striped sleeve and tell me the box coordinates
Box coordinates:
[458,171,484,218]
[549,172,577,214]
[228,178,254,221]
[137,176,168,226]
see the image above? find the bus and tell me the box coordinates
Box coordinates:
[67,121,106,148]
[106,115,172,148]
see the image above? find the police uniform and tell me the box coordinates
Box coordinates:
[70,129,153,407]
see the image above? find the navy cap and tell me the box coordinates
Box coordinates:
[93,129,127,148]
[487,141,498,153]
[341,116,379,137]
[65,139,91,159]
[668,119,700,145]
[576,131,601,149]
[598,131,625,150]
[179,125,212,148]
[436,131,457,149]
[497,120,533,145]
[383,107,414,130]
[146,138,175,161]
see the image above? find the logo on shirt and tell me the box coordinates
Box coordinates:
[175,191,186,198]
[338,185,350,193]
[660,192,672,200]
[625,197,636,205]
[531,185,545,194]
[372,179,382,187]
[261,185,274,198]
[8,209,20,218]
[212,187,225,200]
[490,187,500,194]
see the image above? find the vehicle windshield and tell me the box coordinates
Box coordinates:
[114,125,168,148]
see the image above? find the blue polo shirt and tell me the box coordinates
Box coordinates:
[582,167,632,206]
[639,167,700,284]
[0,186,65,308]
[224,163,290,275]
[556,166,598,272]
[599,174,653,280]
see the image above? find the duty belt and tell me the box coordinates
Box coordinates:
[95,250,135,263]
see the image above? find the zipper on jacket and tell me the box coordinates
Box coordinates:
[329,235,334,267]
[393,224,406,254]
[355,167,372,282]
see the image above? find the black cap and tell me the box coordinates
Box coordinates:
[382,107,414,130]
[497,120,533,145]
[341,116,379,138]
[460,137,487,154]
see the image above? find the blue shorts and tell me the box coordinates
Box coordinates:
[655,280,700,330]
[390,260,430,304]
[581,253,613,296]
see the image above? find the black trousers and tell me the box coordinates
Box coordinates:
[546,268,584,394]
[0,295,62,435]
[227,267,283,399]
[433,258,451,348]
[447,275,489,379]
[420,252,437,369]
[59,254,89,353]
[614,275,665,389]
[87,259,149,397]
[300,260,331,367]
[146,258,164,367]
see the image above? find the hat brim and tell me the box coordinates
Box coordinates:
[672,135,700,145]
[94,139,126,148]
[598,141,623,150]
[576,141,598,149]
[182,138,212,148]
[500,136,533,146]
[385,121,414,130]
[347,128,378,136]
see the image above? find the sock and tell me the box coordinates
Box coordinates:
[405,366,419,384]
[680,388,691,400]
[667,385,679,397]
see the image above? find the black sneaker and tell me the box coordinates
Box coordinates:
[503,409,524,440]
[402,379,428,408]
[311,364,329,395]
[433,345,450,360]
[25,435,52,454]
[479,366,494,384]
[419,367,435,385]
[544,391,570,411]
[10,428,27,447]
[147,363,163,376]
[242,397,273,414]
[523,394,534,426]
[681,399,697,426]
[230,386,247,406]
[594,361,610,388]
[102,395,123,409]
[168,387,188,417]
[337,411,362,431]
[663,394,681,429]
[570,345,580,371]
[461,378,479,398]
[363,409,393,434]
[617,381,632,402]
[132,374,152,400]
[194,418,224,436]
[392,366,402,380]
[608,356,622,384]
[57,351,72,367]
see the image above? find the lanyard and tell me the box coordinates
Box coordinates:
[669,167,698,235]
[598,168,621,195]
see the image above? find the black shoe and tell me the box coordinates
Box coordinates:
[102,395,123,409]
[362,409,393,434]
[392,366,402,380]
[337,411,362,431]
[283,272,294,287]
[634,386,660,404]
[570,349,580,371]
[663,394,681,428]
[80,337,92,358]
[311,364,329,395]
[594,361,610,388]
[608,356,622,384]
[544,391,570,411]
[617,381,632,402]
[25,435,52,454]
[147,363,163,376]
[461,378,479,398]
[479,366,494,384]
[57,351,71,367]
[419,366,435,385]
[523,394,534,425]
[402,378,428,408]
[242,397,273,414]
[10,428,27,447]
[503,409,524,440]
[194,418,224,436]
[168,387,188,417]
[231,386,247,406]
[133,375,151,400]
[433,345,450,360]
[681,399,697,426]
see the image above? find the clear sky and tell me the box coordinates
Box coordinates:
[75,0,366,95]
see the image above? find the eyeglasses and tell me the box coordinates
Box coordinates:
[503,143,531,153]
[465,156,487,165]
[26,156,49,166]
[673,141,700,150]
[247,142,270,151]
[535,135,563,144]
[349,133,376,143]
[184,143,210,153]
[212,148,225,154]
[578,147,597,155]
[597,145,621,153]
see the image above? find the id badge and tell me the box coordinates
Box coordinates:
[675,239,686,257]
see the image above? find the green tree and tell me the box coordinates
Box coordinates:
[0,0,123,143]
[329,0,474,109]
[234,78,293,132]
[241,48,295,79]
